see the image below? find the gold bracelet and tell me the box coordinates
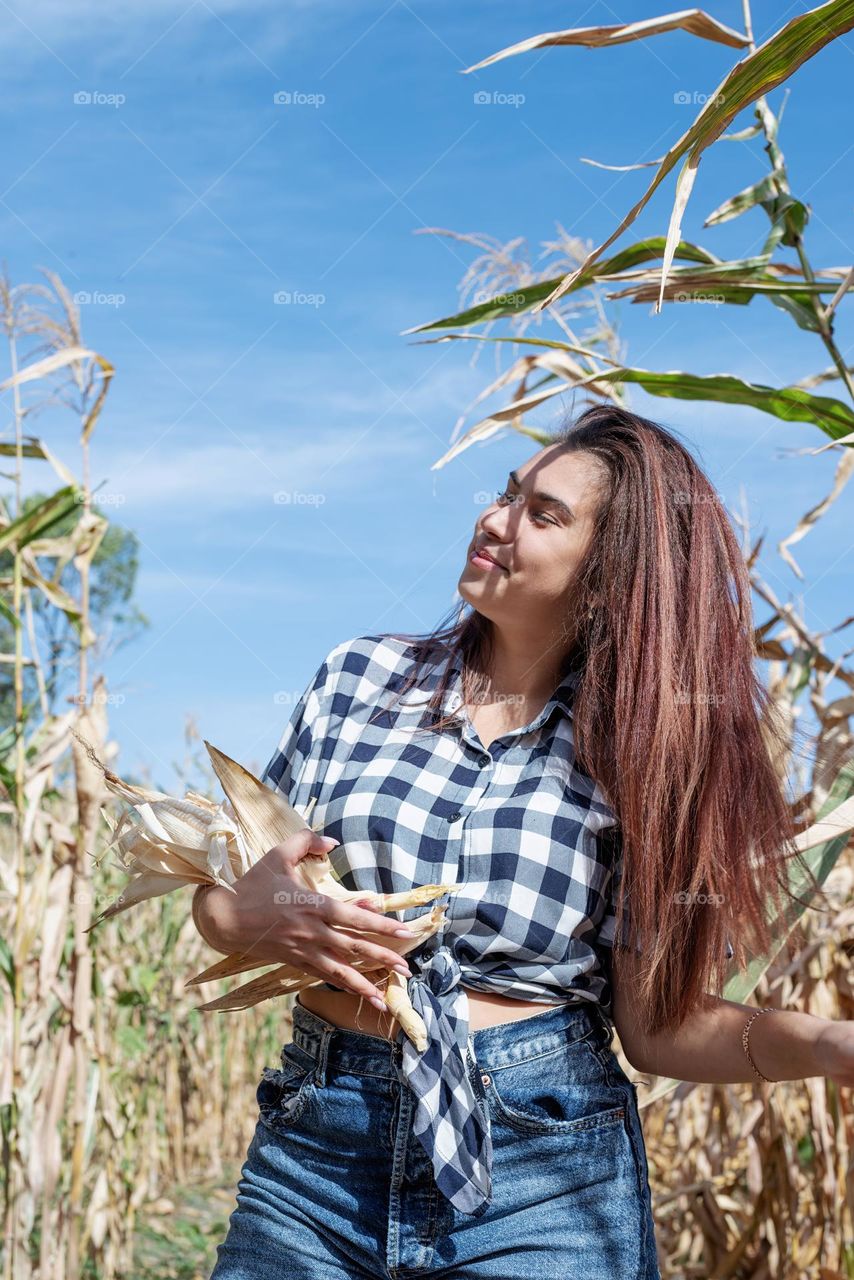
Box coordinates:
[742,1006,776,1084]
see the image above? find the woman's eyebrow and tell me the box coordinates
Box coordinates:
[508,470,576,522]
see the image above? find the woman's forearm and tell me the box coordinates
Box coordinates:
[633,995,824,1083]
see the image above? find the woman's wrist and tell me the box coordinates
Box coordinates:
[746,1006,827,1081]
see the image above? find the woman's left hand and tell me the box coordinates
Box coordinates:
[812,1019,854,1086]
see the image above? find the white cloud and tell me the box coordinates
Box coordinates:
[83,423,424,514]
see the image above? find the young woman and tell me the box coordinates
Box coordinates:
[198,405,853,1279]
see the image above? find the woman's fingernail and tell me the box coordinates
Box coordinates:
[394,927,416,937]
[369,995,386,1011]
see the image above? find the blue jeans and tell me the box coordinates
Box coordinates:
[210,997,661,1279]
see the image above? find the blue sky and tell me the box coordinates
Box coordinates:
[5,0,852,792]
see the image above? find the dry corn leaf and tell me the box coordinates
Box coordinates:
[73,732,462,1049]
[461,10,749,73]
[777,449,854,578]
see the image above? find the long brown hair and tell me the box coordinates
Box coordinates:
[379,403,823,1037]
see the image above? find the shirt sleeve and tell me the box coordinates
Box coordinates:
[259,649,335,808]
[597,826,734,959]
[596,825,637,952]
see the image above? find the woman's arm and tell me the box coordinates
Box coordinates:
[191,883,234,954]
[611,948,851,1084]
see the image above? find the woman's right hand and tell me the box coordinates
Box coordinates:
[196,828,417,1010]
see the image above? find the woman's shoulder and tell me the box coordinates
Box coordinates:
[321,632,424,699]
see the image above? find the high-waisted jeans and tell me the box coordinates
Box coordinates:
[210,996,661,1279]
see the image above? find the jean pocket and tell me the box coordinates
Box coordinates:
[484,1038,626,1137]
[255,1057,317,1135]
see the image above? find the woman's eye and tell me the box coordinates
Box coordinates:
[497,489,556,526]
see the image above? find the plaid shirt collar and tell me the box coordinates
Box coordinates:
[438,650,580,732]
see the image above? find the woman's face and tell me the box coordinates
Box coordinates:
[458,445,605,630]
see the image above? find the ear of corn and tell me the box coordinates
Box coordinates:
[72,729,462,1049]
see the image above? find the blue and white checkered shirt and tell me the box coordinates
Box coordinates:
[260,633,634,1217]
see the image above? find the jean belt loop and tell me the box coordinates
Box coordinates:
[586,999,607,1044]
[598,1002,616,1047]
[313,1023,334,1089]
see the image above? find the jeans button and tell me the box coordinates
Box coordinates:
[481,1072,491,1086]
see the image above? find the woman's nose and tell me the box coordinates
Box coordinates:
[478,510,510,539]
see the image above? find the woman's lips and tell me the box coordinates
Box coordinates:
[469,547,506,572]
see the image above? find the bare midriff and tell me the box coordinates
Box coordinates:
[296,984,553,1042]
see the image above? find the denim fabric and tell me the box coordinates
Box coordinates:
[209,998,661,1280]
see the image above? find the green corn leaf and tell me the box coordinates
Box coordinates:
[529,0,854,316]
[572,367,854,444]
[705,173,782,226]
[0,485,83,554]
[402,238,719,335]
[0,437,76,486]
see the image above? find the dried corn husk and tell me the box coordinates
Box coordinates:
[72,731,462,1048]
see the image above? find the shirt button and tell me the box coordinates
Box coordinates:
[479,755,490,767]
[481,1072,491,1087]
[447,811,462,823]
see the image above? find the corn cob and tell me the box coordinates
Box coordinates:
[73,731,461,1048]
